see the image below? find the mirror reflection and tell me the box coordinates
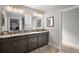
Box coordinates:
[0,5,44,36]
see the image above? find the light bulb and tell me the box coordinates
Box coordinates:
[6,6,24,14]
[18,9,23,14]
[14,7,17,13]
[6,6,12,12]
[33,12,44,17]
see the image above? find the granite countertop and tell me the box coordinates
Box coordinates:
[0,31,48,39]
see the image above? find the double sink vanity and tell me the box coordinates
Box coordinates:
[0,30,49,53]
[0,5,49,53]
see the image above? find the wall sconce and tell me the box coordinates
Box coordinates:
[6,6,24,14]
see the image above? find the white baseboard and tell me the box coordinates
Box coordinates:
[48,42,60,49]
[48,43,65,53]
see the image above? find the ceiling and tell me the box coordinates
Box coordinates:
[25,5,56,12]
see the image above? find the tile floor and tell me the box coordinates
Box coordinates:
[62,45,79,53]
[30,44,79,53]
[30,45,59,53]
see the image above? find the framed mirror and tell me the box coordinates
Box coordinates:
[46,16,54,27]
[32,16,42,30]
[9,17,20,31]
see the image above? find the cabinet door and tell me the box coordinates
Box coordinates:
[38,32,49,47]
[28,34,37,51]
[38,35,43,47]
[0,37,16,53]
[42,32,49,44]
[28,42,37,51]
[16,35,27,53]
[28,34,37,43]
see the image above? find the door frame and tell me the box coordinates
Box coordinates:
[59,5,79,52]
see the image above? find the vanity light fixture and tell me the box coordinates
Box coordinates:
[33,12,44,17]
[6,6,13,12]
[14,7,17,13]
[6,6,24,14]
[18,8,23,14]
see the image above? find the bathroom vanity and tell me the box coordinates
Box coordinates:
[0,5,48,53]
[0,31,49,53]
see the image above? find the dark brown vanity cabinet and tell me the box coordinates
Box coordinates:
[38,32,49,47]
[16,35,28,53]
[27,34,38,51]
[0,32,49,53]
[0,37,16,53]
[0,35,28,53]
[42,32,49,44]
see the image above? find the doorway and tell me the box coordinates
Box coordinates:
[61,6,79,53]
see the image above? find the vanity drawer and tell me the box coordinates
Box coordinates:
[0,37,17,43]
[0,39,16,53]
[28,42,37,51]
[16,35,28,40]
[28,34,37,43]
[28,34,37,38]
[38,32,49,47]
[28,36,37,43]
[37,33,43,36]
[42,32,48,35]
